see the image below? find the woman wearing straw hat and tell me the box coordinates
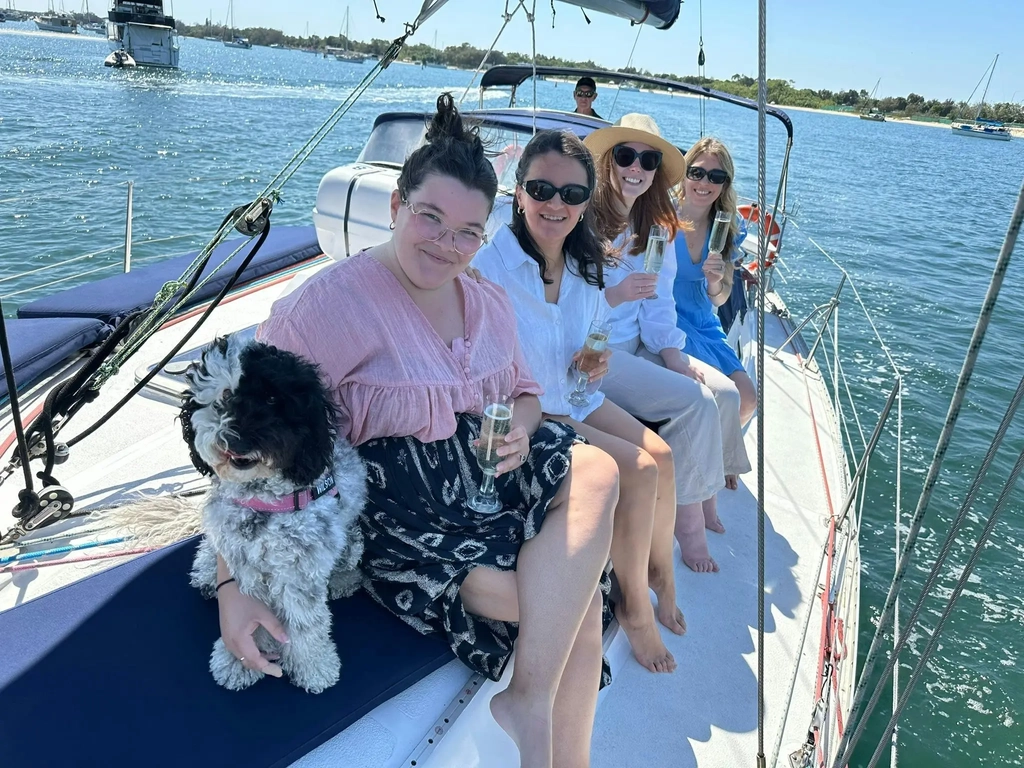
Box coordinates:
[586,114,742,552]
[474,128,686,676]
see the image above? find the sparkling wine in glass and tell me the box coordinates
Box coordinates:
[708,210,733,255]
[643,224,669,299]
[567,320,612,408]
[467,396,514,514]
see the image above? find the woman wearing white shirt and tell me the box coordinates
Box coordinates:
[584,115,728,573]
[475,129,684,675]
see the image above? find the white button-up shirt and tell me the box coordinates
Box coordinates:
[473,224,606,421]
[603,231,687,355]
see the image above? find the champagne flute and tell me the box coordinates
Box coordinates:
[467,395,514,514]
[566,319,612,408]
[642,224,668,299]
[708,210,733,255]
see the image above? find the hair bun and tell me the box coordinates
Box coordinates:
[426,92,463,143]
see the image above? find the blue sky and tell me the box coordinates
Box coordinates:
[31,0,1024,102]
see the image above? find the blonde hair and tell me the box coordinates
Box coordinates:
[680,137,740,263]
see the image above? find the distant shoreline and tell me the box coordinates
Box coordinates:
[779,104,1024,138]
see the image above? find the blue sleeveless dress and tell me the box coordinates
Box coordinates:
[672,227,745,376]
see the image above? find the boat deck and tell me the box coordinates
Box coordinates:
[0,263,857,767]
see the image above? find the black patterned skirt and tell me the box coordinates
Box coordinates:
[357,415,612,685]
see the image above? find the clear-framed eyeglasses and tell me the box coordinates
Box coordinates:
[402,198,487,256]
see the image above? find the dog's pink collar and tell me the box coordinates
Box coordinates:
[234,474,338,513]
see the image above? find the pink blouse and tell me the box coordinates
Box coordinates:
[256,252,542,446]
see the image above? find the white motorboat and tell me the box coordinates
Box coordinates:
[33,12,78,33]
[106,0,179,69]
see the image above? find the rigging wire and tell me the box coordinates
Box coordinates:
[868,427,1024,768]
[457,0,524,106]
[833,174,1024,767]
[755,0,768,764]
[0,4,442,538]
[697,0,706,137]
[608,22,643,117]
[529,0,538,135]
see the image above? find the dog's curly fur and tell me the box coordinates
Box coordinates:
[183,335,366,694]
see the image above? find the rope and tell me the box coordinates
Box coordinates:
[756,0,768,763]
[1,546,156,575]
[867,437,1024,768]
[457,0,523,106]
[834,174,1024,766]
[0,536,132,565]
[0,296,34,497]
[64,220,273,448]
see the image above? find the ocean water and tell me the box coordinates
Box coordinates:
[2,22,1023,767]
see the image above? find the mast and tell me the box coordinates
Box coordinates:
[976,54,999,120]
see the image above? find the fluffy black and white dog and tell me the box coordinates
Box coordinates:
[183,335,366,694]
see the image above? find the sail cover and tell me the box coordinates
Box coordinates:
[555,0,680,29]
[411,0,680,31]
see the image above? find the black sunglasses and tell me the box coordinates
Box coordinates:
[612,145,663,172]
[575,89,596,98]
[686,166,730,185]
[523,179,592,206]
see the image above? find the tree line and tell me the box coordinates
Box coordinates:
[171,23,1024,125]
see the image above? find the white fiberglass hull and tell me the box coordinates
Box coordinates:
[108,22,179,69]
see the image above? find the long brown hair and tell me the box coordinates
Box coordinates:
[591,149,684,259]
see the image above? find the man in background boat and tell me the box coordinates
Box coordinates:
[573,76,602,119]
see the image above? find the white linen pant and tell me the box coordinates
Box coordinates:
[601,337,724,505]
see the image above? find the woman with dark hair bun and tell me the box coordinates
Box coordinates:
[214,94,619,767]
[474,128,688,680]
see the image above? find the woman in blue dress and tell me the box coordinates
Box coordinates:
[673,137,753,489]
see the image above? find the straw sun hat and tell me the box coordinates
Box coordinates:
[583,113,686,187]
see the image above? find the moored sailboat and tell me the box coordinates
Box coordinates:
[952,54,1011,141]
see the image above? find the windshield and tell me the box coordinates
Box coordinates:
[358,118,531,192]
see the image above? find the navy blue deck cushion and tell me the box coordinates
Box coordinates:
[17,226,321,323]
[0,537,455,768]
[0,317,108,399]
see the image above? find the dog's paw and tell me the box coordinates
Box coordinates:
[209,637,263,691]
[287,648,341,694]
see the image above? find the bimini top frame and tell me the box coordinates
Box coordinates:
[479,64,794,248]
[478,64,794,140]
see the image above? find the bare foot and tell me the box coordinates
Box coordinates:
[724,474,739,490]
[676,503,720,572]
[702,496,726,535]
[649,571,688,635]
[615,602,676,673]
[490,687,554,768]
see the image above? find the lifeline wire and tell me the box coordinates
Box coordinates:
[833,171,1024,768]
[868,435,1024,768]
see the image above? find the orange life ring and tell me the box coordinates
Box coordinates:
[737,203,782,247]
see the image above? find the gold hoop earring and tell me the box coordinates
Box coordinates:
[516,206,525,215]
